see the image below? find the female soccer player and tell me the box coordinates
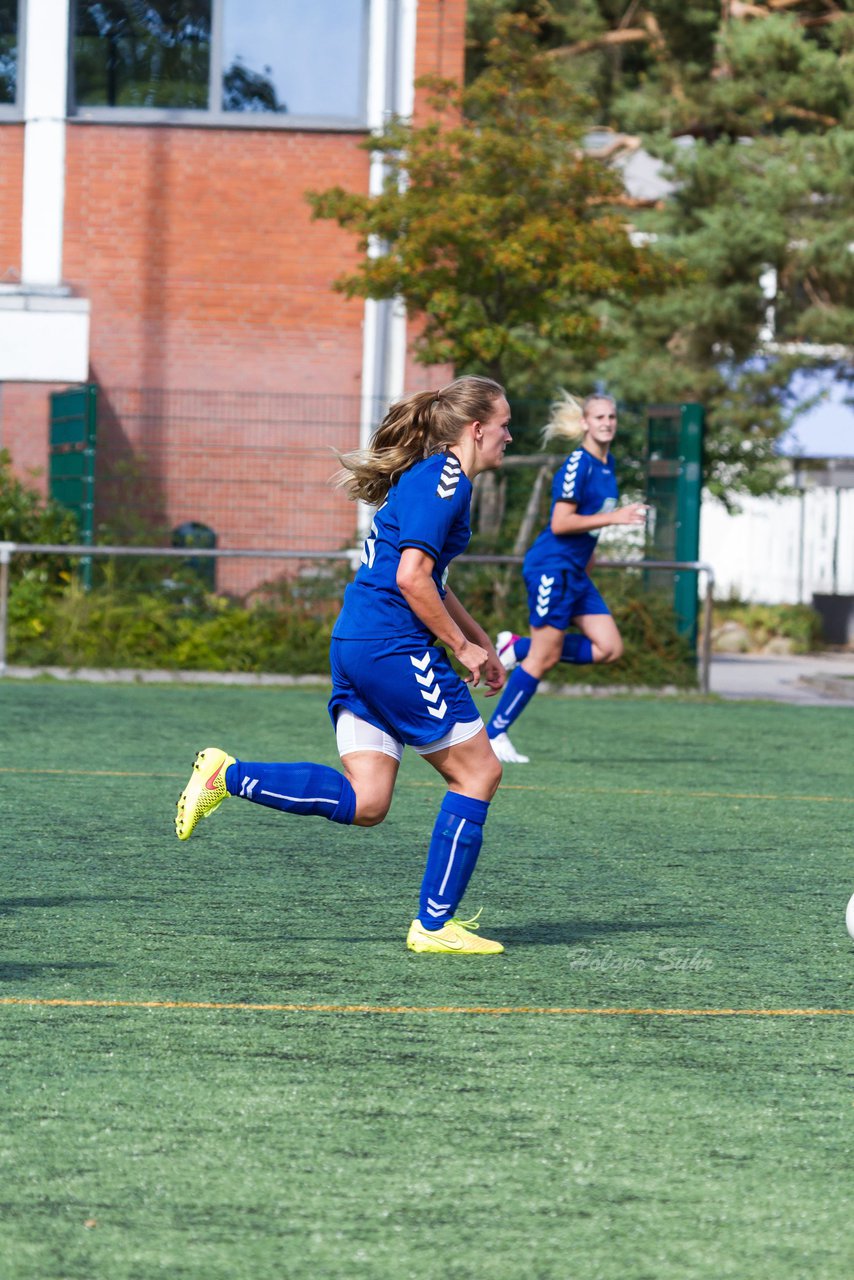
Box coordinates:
[175,376,513,954]
[486,392,646,764]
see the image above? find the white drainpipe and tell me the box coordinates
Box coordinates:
[21,0,70,288]
[357,0,418,536]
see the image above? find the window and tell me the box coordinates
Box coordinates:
[0,0,18,108]
[73,2,211,110]
[222,0,365,119]
[71,0,368,125]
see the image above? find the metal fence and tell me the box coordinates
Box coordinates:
[0,542,715,691]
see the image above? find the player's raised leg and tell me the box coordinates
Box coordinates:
[175,746,370,840]
[573,611,623,664]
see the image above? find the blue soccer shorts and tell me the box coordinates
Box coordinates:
[328,638,483,751]
[522,565,610,630]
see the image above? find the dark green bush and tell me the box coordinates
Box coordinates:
[7,559,696,687]
[7,575,335,674]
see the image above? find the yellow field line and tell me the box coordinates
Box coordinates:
[0,768,180,778]
[1,767,853,806]
[1,997,851,1017]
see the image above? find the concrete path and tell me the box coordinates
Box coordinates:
[710,651,854,706]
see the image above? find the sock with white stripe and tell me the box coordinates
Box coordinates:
[418,793,490,930]
[225,761,356,825]
[486,666,539,739]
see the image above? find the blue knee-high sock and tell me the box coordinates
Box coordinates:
[512,635,592,664]
[225,761,356,825]
[419,793,490,929]
[486,666,539,738]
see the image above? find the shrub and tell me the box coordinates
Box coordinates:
[712,601,823,654]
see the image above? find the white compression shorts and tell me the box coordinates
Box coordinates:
[334,708,484,762]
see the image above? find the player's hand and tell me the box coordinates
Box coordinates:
[455,639,489,687]
[612,502,647,526]
[482,650,507,697]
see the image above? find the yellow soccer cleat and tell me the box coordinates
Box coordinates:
[406,912,505,955]
[175,747,235,841]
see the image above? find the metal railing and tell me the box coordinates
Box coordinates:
[0,542,715,692]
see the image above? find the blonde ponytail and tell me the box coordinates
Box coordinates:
[540,391,616,447]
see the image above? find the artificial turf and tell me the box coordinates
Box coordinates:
[1,680,851,1279]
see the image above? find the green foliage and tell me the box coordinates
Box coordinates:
[0,449,78,549]
[308,12,674,398]
[466,3,854,501]
[713,600,824,654]
[0,448,78,587]
[6,575,337,675]
[8,560,695,688]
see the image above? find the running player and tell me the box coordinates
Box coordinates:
[486,392,646,764]
[175,376,513,954]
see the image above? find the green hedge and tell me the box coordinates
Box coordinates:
[7,564,698,687]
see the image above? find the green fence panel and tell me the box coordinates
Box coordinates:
[49,384,98,587]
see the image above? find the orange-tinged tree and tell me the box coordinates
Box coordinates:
[307,14,674,400]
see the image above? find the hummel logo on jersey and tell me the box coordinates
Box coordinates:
[536,573,555,618]
[436,454,461,500]
[561,451,582,500]
[411,652,447,719]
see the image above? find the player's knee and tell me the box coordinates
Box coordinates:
[597,637,623,664]
[484,753,503,797]
[352,794,392,827]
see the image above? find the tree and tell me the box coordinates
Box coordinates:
[0,450,77,584]
[307,13,675,417]
[467,2,854,500]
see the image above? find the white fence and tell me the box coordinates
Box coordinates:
[700,488,854,605]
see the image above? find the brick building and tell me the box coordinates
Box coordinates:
[0,1,464,587]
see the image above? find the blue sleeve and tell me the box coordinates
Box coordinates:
[554,450,590,505]
[397,457,467,561]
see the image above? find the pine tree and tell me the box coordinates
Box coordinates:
[468,2,854,499]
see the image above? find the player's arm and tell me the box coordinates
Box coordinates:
[444,587,506,696]
[551,500,647,536]
[396,549,490,687]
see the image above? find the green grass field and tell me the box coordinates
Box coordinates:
[1,680,851,1280]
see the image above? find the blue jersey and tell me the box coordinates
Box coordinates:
[525,447,619,573]
[333,452,472,645]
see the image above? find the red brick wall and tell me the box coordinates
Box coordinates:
[413,0,467,88]
[64,125,370,395]
[0,124,23,273]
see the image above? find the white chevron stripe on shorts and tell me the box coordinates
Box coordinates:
[535,573,555,619]
[410,651,448,720]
